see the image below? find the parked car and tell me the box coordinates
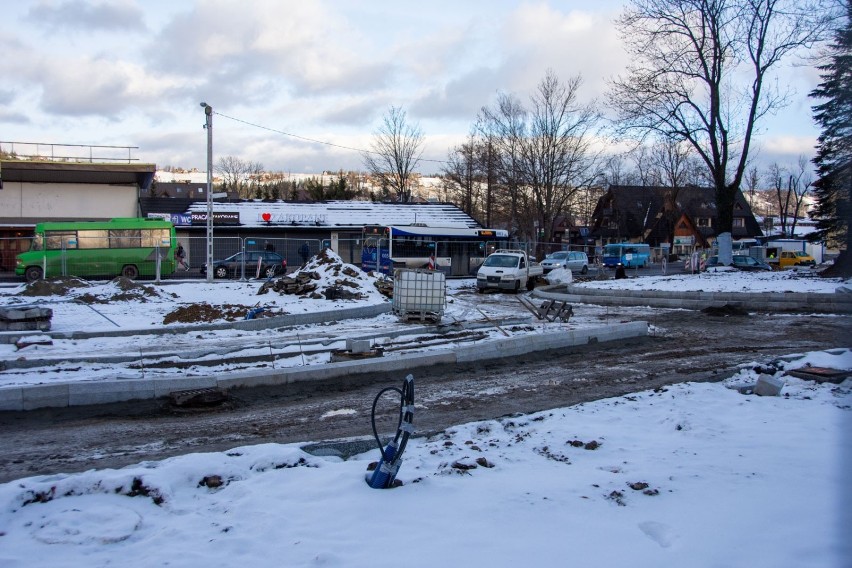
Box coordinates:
[540,251,589,274]
[200,251,287,279]
[705,255,772,272]
[476,249,543,292]
[767,250,817,269]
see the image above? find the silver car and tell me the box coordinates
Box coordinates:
[540,251,589,274]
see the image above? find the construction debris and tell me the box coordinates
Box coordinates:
[517,296,573,322]
[0,305,53,331]
[754,374,785,396]
[258,272,320,296]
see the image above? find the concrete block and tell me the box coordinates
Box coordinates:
[346,339,371,353]
[23,383,70,410]
[754,374,785,396]
[69,379,155,406]
[0,387,24,411]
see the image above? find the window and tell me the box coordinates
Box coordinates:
[697,218,712,227]
[77,230,109,249]
[109,229,142,248]
[733,218,744,228]
[45,231,77,250]
[142,228,171,248]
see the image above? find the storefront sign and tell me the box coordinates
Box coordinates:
[256,212,328,224]
[191,211,241,225]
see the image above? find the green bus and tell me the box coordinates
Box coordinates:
[15,218,176,282]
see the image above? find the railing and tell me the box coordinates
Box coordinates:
[0,141,138,163]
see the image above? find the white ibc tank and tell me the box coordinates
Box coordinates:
[392,269,446,323]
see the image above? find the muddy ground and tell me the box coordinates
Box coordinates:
[0,304,847,484]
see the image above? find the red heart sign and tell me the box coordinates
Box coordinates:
[262,212,271,222]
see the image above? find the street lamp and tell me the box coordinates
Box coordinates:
[200,102,213,282]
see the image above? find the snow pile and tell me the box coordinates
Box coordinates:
[544,267,572,285]
[572,269,846,293]
[0,349,849,567]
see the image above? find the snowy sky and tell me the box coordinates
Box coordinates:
[0,0,825,174]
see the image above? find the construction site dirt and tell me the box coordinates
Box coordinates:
[0,306,848,484]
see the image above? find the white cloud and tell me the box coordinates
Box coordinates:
[26,0,144,33]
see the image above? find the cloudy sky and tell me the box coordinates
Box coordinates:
[0,0,824,175]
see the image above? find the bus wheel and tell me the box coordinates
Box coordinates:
[121,265,139,279]
[25,266,43,283]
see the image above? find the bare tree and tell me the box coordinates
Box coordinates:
[479,92,528,239]
[768,156,813,236]
[601,153,630,187]
[610,0,833,264]
[362,106,424,202]
[630,144,661,187]
[745,165,761,211]
[521,71,602,249]
[443,134,482,217]
[215,156,264,199]
[651,136,700,189]
[480,72,603,247]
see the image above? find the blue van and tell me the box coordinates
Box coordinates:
[602,243,651,268]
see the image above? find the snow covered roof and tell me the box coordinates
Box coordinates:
[183,200,483,229]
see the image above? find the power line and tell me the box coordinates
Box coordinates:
[213,110,449,165]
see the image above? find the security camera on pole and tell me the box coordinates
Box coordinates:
[200,102,213,282]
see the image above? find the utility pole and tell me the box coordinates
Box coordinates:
[201,102,213,282]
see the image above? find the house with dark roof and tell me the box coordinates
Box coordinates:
[590,185,763,256]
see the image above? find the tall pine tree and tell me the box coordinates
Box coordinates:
[810,1,852,276]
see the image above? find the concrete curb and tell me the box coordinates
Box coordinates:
[0,302,393,344]
[533,284,852,313]
[0,321,649,411]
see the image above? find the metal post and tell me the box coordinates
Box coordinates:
[201,102,213,282]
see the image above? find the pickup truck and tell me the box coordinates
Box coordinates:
[476,249,543,292]
[767,250,817,270]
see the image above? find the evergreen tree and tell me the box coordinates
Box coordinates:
[810,1,852,275]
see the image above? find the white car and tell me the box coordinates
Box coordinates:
[540,251,589,274]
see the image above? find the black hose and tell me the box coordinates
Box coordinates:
[370,386,403,452]
[369,374,414,478]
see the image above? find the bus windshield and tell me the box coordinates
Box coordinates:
[29,235,43,251]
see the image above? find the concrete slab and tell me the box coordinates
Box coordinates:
[69,379,156,406]
[0,387,23,411]
[23,383,70,410]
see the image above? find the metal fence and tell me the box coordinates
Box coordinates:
[0,236,328,282]
[0,235,687,283]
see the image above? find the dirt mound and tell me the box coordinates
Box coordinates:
[16,277,91,297]
[163,303,263,324]
[259,248,377,301]
[70,278,168,304]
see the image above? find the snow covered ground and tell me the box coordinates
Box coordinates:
[0,349,849,567]
[0,264,850,567]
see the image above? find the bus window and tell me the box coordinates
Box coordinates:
[77,230,109,249]
[45,231,77,250]
[109,229,142,248]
